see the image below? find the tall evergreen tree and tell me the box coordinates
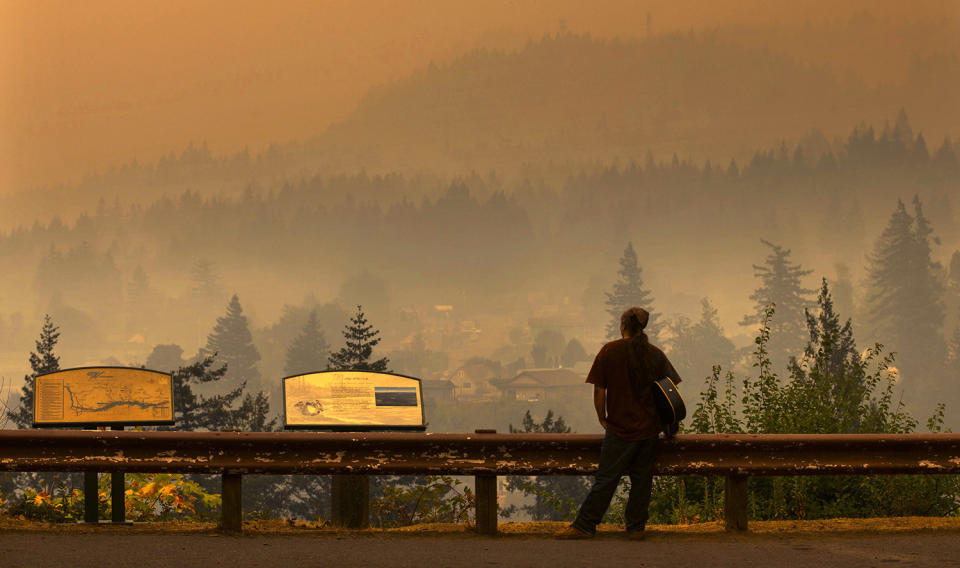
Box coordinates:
[327,305,389,372]
[604,242,657,340]
[865,197,946,382]
[284,310,329,376]
[787,279,865,432]
[668,298,737,385]
[740,240,815,366]
[7,315,60,428]
[203,294,262,390]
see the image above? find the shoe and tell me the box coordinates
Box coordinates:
[555,525,593,540]
[626,530,645,541]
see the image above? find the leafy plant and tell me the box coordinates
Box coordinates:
[371,476,473,528]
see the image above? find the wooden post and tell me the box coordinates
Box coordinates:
[724,474,748,531]
[110,426,125,524]
[475,475,497,535]
[331,475,369,528]
[221,472,243,533]
[83,471,99,523]
[474,429,497,535]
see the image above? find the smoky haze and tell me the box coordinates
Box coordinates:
[2,0,958,192]
[1,1,959,439]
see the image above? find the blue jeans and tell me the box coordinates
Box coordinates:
[572,429,657,534]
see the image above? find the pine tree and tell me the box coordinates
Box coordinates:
[786,279,865,432]
[668,299,737,385]
[604,242,657,340]
[865,197,946,382]
[560,338,589,368]
[740,240,815,366]
[165,354,276,432]
[284,310,329,376]
[504,410,590,521]
[203,294,262,390]
[7,315,60,428]
[327,305,389,372]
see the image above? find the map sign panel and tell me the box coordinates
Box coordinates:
[283,371,425,430]
[33,367,174,427]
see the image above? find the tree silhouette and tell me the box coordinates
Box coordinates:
[7,315,60,429]
[284,310,329,376]
[865,197,946,382]
[327,305,389,372]
[203,294,262,390]
[668,298,736,386]
[740,240,815,367]
[604,242,657,340]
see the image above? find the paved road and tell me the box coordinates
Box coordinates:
[2,532,959,568]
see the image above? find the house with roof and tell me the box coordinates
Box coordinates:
[498,368,590,403]
[449,360,501,400]
[421,379,456,403]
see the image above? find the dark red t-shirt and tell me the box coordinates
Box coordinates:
[586,338,682,440]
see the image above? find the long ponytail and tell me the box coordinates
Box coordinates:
[621,307,651,392]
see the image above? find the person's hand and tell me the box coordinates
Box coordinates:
[599,418,608,430]
[662,423,677,439]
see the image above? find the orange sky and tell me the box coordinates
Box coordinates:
[2,0,956,192]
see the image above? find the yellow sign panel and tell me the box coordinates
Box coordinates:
[283,371,424,430]
[33,367,174,426]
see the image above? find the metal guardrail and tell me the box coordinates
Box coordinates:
[2,431,959,533]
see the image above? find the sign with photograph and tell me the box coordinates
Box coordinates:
[283,371,425,431]
[33,367,175,427]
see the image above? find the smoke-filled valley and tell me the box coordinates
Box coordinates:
[2,19,960,438]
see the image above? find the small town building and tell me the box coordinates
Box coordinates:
[421,379,456,403]
[449,360,500,400]
[499,368,589,403]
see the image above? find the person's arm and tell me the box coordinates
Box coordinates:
[586,345,607,429]
[593,385,607,429]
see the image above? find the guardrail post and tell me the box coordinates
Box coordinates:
[221,472,243,533]
[474,429,498,535]
[110,426,126,524]
[331,475,370,529]
[84,471,99,523]
[724,474,748,531]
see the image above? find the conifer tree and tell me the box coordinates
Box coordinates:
[504,410,590,520]
[604,242,657,340]
[787,279,865,431]
[740,240,815,366]
[7,315,60,428]
[284,310,329,376]
[865,197,946,381]
[203,294,261,389]
[668,298,736,384]
[327,305,389,372]
[560,338,589,368]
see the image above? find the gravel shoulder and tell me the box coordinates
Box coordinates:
[2,517,960,568]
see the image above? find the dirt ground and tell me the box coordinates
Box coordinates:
[2,517,960,567]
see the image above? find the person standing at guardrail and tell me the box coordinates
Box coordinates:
[557,306,682,540]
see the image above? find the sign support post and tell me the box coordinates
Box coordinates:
[110,425,126,524]
[32,367,175,526]
[83,471,99,523]
[282,371,427,530]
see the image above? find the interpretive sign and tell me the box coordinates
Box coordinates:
[283,371,425,431]
[33,367,174,427]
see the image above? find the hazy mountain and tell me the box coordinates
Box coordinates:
[6,30,959,226]
[310,31,957,175]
